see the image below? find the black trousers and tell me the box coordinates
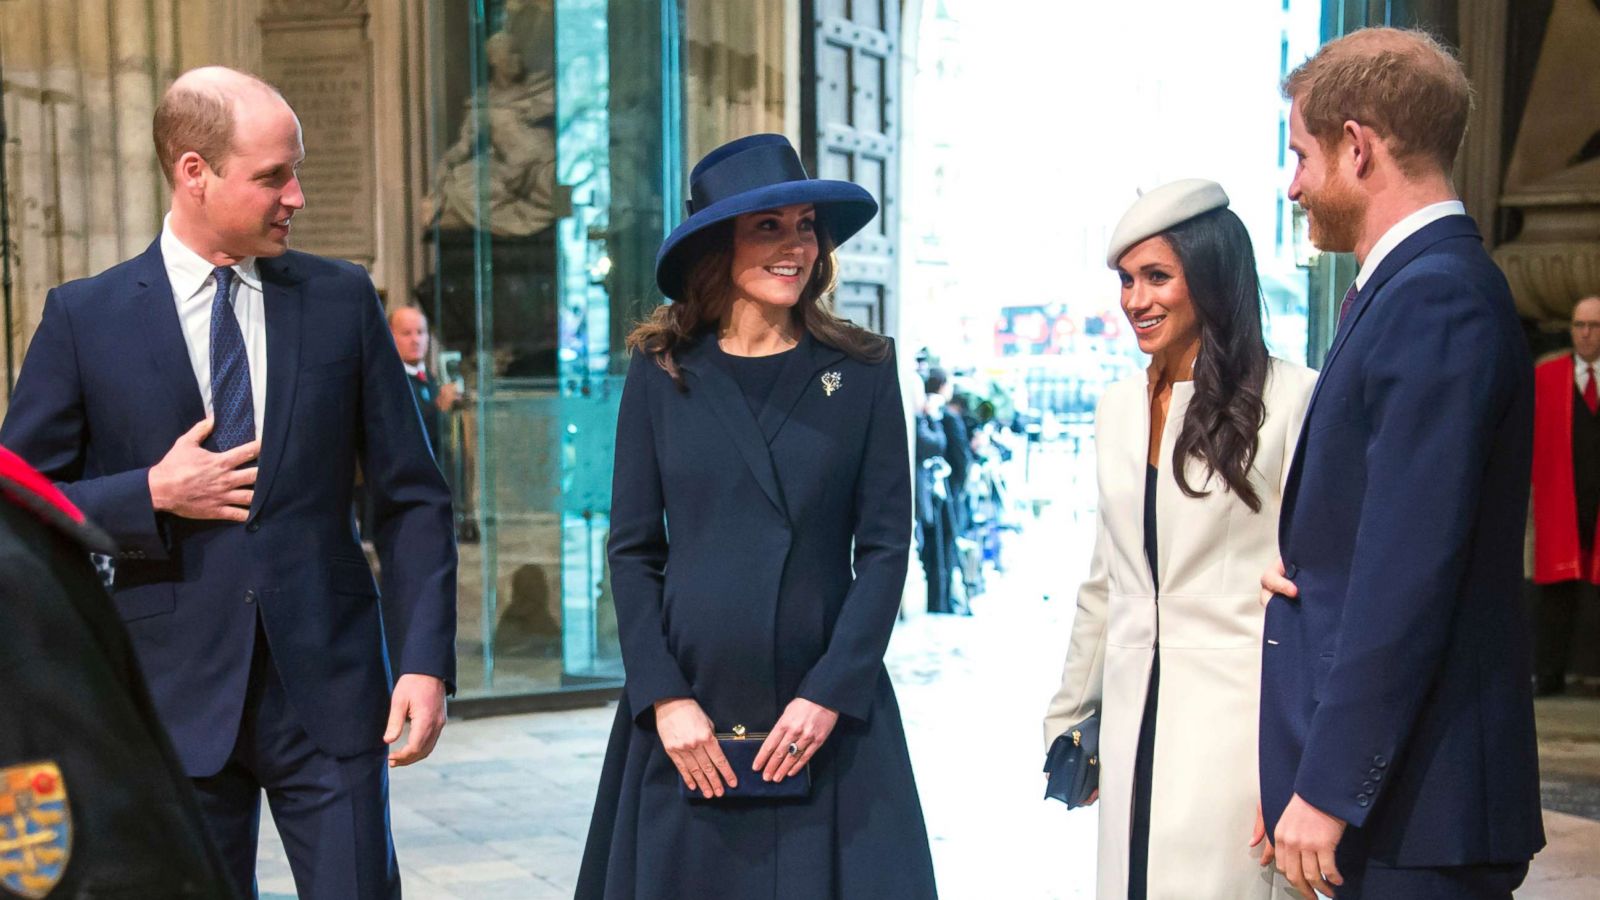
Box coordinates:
[1334,856,1527,899]
[1127,653,1159,900]
[919,497,963,614]
[190,620,400,900]
[1535,579,1583,683]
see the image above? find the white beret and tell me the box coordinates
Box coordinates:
[1106,179,1230,268]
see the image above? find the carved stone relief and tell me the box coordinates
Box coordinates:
[259,3,376,263]
[263,0,367,17]
[423,29,562,238]
[1492,0,1600,320]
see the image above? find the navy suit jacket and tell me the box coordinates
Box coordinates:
[1261,215,1544,866]
[0,241,456,776]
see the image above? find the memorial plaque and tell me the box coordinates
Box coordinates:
[260,7,375,264]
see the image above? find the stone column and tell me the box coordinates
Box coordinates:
[1456,0,1507,239]
[1,0,237,415]
[685,0,787,162]
[368,0,425,303]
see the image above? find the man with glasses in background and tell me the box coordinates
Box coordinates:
[1530,295,1600,695]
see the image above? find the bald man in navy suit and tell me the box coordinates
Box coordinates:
[1,67,455,899]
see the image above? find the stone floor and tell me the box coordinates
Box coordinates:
[259,477,1600,898]
[255,617,1600,899]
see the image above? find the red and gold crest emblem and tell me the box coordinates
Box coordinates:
[0,762,71,899]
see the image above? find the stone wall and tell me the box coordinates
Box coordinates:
[1,0,234,412]
[0,0,422,417]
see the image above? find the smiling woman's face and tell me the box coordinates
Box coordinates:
[729,203,819,310]
[1117,235,1200,359]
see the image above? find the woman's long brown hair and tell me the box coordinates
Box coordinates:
[1162,208,1270,512]
[626,220,891,390]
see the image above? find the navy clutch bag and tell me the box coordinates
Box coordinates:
[680,726,811,801]
[1042,714,1099,808]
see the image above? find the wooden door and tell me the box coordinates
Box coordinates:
[801,0,899,336]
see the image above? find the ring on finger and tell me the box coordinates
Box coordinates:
[786,742,801,758]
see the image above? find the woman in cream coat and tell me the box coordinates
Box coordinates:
[1044,180,1316,900]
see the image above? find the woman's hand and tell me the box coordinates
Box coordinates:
[1251,802,1276,867]
[654,698,737,798]
[753,698,840,783]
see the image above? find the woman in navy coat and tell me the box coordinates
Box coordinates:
[576,134,937,899]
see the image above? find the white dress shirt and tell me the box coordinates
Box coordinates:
[1575,353,1600,393]
[160,214,267,438]
[1355,200,1467,290]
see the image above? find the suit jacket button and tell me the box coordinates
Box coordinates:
[1357,795,1370,807]
[244,590,256,604]
[1368,768,1381,779]
[1374,755,1388,768]
[1284,562,1299,579]
[246,521,261,533]
[1362,781,1375,791]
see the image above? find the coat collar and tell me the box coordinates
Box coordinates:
[1309,215,1479,408]
[131,240,207,429]
[1320,214,1479,376]
[677,330,848,516]
[158,215,264,303]
[1284,215,1480,533]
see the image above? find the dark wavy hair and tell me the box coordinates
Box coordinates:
[626,220,890,389]
[1161,208,1271,512]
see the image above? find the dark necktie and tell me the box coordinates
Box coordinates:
[1586,364,1598,416]
[1338,283,1358,324]
[208,267,256,451]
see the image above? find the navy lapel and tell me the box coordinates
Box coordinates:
[248,255,304,522]
[1305,215,1481,415]
[1278,417,1310,544]
[758,332,846,444]
[130,241,207,429]
[1285,214,1483,535]
[678,334,788,517]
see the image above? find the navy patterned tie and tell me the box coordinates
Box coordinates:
[208,267,256,451]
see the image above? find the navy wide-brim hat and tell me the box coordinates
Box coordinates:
[655,133,879,301]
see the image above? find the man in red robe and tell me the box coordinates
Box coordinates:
[1531,294,1600,694]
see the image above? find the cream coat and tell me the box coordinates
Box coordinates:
[1045,358,1316,900]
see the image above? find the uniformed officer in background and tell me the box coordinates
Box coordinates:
[0,445,234,899]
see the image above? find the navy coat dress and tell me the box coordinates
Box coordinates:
[577,331,938,899]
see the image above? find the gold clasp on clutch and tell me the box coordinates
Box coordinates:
[1071,729,1082,747]
[714,724,771,740]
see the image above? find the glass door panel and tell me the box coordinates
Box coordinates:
[422,0,678,698]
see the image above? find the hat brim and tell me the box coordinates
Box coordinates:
[655,179,878,300]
